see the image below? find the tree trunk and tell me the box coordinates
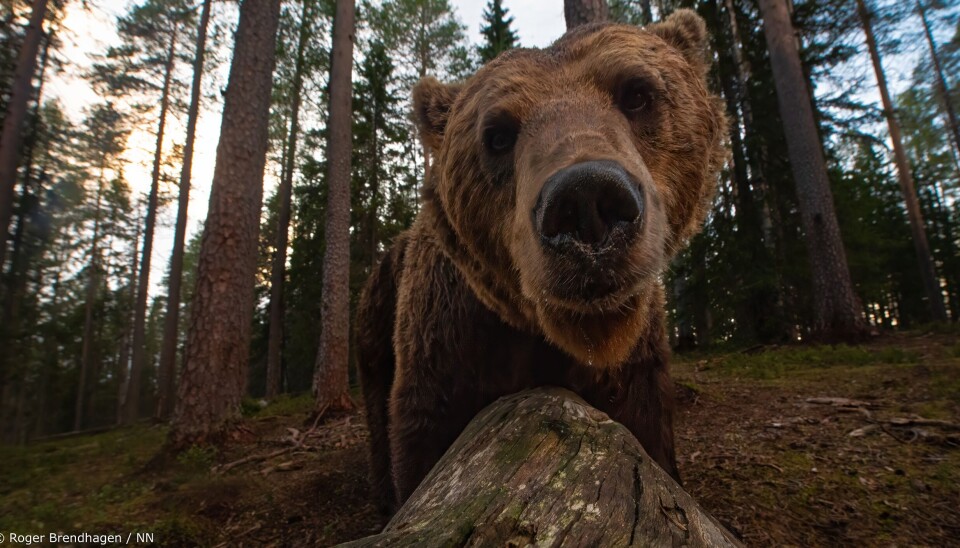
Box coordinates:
[170,0,281,448]
[564,0,608,30]
[126,28,179,426]
[118,212,141,424]
[76,167,106,432]
[156,0,212,421]
[312,0,356,416]
[342,388,741,547]
[266,0,312,401]
[0,32,50,429]
[757,0,865,339]
[856,0,947,322]
[706,0,778,342]
[367,99,380,269]
[0,0,48,270]
[917,0,960,162]
[416,6,431,192]
[640,0,653,24]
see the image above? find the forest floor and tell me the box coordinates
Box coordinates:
[2,330,959,547]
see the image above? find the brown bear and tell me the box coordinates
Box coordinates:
[356,9,727,516]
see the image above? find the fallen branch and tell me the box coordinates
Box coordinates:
[805,397,879,408]
[340,388,741,547]
[215,446,294,473]
[885,417,960,432]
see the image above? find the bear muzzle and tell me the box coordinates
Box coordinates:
[534,160,644,253]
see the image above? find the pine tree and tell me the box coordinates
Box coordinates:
[90,0,196,425]
[916,0,960,178]
[367,0,469,183]
[156,0,214,420]
[171,0,282,448]
[0,0,49,272]
[350,38,411,291]
[564,0,609,30]
[477,0,518,63]
[757,0,865,339]
[312,0,357,417]
[265,0,316,401]
[856,0,947,322]
[74,103,129,431]
[609,0,652,25]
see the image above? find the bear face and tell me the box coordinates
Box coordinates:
[414,10,727,368]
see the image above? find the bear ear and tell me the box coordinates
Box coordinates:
[647,9,709,69]
[413,77,463,151]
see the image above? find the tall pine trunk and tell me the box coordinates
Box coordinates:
[917,0,960,174]
[125,29,179,425]
[171,0,281,448]
[0,32,50,435]
[0,0,48,271]
[0,0,48,412]
[76,167,106,432]
[757,0,865,339]
[312,0,356,416]
[705,0,778,342]
[117,213,141,424]
[368,100,380,269]
[856,0,947,322]
[640,0,652,24]
[266,0,312,400]
[156,0,213,421]
[564,0,608,29]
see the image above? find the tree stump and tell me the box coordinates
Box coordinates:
[341,387,741,547]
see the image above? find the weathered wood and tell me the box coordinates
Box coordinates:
[341,388,740,547]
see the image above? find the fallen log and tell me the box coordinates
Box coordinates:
[341,387,741,547]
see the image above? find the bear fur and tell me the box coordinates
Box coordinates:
[356,9,728,516]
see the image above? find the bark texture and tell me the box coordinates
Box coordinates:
[342,388,740,547]
[171,0,281,447]
[312,0,356,415]
[564,0,608,30]
[126,29,178,426]
[157,0,213,420]
[856,0,947,322]
[757,0,865,339]
[0,0,48,270]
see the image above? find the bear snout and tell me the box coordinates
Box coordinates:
[533,160,644,252]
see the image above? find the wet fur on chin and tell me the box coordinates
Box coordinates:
[537,291,654,366]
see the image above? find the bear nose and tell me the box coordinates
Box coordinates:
[535,160,643,247]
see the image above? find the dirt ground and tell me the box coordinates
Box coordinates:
[2,330,958,546]
[673,332,960,546]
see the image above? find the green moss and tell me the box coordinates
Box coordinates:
[240,397,267,416]
[256,393,314,418]
[151,515,216,547]
[0,425,169,532]
[176,445,218,474]
[705,345,919,380]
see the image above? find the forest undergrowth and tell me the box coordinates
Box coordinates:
[1,329,958,546]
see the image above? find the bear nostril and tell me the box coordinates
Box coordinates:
[541,196,579,240]
[597,191,641,229]
[536,160,643,248]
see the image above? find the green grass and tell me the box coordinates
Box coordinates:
[700,344,919,380]
[0,425,166,532]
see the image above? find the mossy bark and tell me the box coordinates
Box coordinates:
[341,387,741,547]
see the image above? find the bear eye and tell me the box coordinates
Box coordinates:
[482,113,520,155]
[487,129,517,153]
[619,78,655,114]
